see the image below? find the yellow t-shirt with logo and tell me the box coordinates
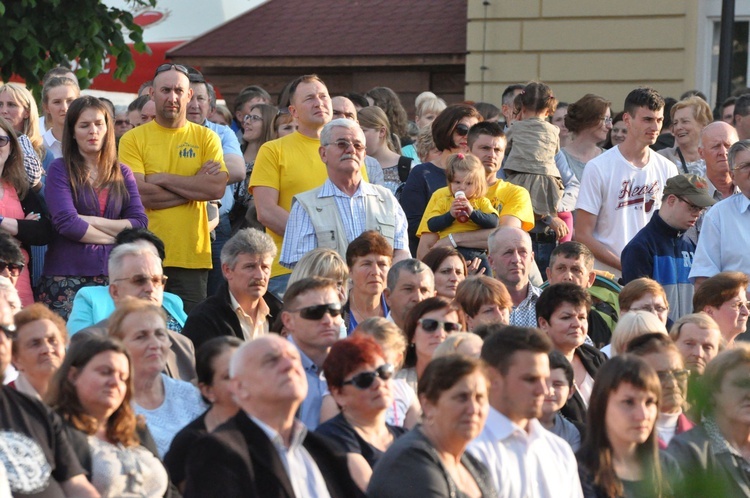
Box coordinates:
[249,131,368,278]
[119,120,226,269]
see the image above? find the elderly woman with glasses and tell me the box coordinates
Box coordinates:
[692,272,749,349]
[315,335,406,491]
[400,104,483,255]
[39,96,147,319]
[396,296,464,394]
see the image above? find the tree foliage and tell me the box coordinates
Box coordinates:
[0,0,156,95]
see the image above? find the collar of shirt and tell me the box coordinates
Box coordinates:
[737,192,750,214]
[248,413,308,451]
[706,177,740,200]
[229,289,269,322]
[318,177,373,199]
[516,283,542,309]
[703,414,749,462]
[483,406,542,443]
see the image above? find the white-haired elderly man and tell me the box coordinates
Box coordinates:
[280,118,410,269]
[183,228,282,351]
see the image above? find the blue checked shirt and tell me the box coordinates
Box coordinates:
[280,179,408,268]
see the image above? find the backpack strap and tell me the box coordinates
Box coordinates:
[397,156,412,183]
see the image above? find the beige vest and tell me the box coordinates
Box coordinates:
[293,183,398,259]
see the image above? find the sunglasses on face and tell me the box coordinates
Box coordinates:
[288,303,342,320]
[154,63,189,79]
[0,323,16,340]
[342,363,394,389]
[0,136,10,147]
[113,274,168,287]
[418,318,462,333]
[454,124,470,136]
[327,139,366,152]
[0,261,24,277]
[115,119,131,126]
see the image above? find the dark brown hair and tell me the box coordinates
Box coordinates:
[564,94,612,133]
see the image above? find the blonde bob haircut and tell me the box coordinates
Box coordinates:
[353,317,407,369]
[670,96,713,128]
[610,310,668,356]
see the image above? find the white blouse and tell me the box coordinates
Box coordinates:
[88,436,168,498]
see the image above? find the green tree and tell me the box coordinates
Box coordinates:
[0,0,155,94]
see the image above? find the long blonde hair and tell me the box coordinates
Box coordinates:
[0,83,43,159]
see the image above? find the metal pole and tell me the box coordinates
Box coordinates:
[716,0,735,106]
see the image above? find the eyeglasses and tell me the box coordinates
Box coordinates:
[0,261,24,277]
[333,110,356,120]
[287,303,342,320]
[243,114,263,123]
[419,318,462,333]
[115,119,131,126]
[629,304,669,314]
[154,63,189,78]
[454,124,470,136]
[342,364,394,389]
[113,274,168,287]
[676,196,706,214]
[602,116,613,125]
[727,300,750,312]
[325,139,366,152]
[657,368,689,384]
[733,162,750,173]
[0,136,10,147]
[0,323,16,340]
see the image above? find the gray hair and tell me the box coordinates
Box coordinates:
[320,118,363,146]
[729,139,750,169]
[386,258,434,291]
[206,82,217,111]
[108,241,160,279]
[220,228,277,269]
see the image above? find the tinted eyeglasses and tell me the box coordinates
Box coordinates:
[154,63,189,78]
[0,323,16,340]
[115,119,131,126]
[288,303,342,320]
[454,123,470,136]
[342,364,394,389]
[657,368,689,384]
[113,274,168,287]
[327,139,366,152]
[0,136,10,147]
[418,318,462,333]
[0,261,24,277]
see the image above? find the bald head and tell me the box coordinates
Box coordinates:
[230,335,307,416]
[700,121,739,177]
[332,96,357,121]
[487,227,534,290]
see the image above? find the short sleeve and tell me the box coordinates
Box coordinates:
[575,160,603,216]
[118,131,145,175]
[249,141,281,191]
[418,191,450,236]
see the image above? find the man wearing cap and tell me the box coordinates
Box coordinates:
[691,140,750,288]
[621,174,716,320]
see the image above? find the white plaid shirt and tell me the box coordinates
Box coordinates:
[509,283,542,328]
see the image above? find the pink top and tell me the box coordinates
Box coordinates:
[0,181,32,306]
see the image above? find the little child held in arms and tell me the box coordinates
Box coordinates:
[416,153,498,274]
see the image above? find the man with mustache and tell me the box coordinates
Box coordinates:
[621,174,716,321]
[183,228,281,351]
[279,119,409,268]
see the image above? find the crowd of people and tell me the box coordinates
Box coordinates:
[0,61,749,497]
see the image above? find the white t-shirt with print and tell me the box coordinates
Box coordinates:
[576,145,679,276]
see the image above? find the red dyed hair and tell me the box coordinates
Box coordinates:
[323,335,385,390]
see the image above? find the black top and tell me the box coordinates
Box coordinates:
[164,411,208,486]
[561,343,608,426]
[315,413,406,468]
[578,451,682,498]
[0,387,84,498]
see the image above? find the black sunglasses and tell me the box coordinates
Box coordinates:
[288,303,342,320]
[0,136,10,147]
[419,318,462,333]
[342,364,394,389]
[0,261,24,277]
[0,323,16,340]
[154,63,189,78]
[454,123,470,136]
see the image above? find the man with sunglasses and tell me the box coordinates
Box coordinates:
[71,241,197,383]
[622,174,716,321]
[281,277,344,430]
[691,140,750,290]
[183,334,362,498]
[119,63,229,313]
[280,119,409,269]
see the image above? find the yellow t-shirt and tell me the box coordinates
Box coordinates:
[486,179,535,232]
[119,121,226,269]
[249,131,368,278]
[417,187,498,238]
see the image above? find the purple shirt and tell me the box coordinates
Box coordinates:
[43,158,148,276]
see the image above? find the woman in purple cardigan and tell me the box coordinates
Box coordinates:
[39,96,147,319]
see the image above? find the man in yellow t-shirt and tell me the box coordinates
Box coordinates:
[119,64,228,312]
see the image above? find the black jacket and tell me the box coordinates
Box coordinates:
[561,343,608,426]
[183,412,363,498]
[182,282,282,350]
